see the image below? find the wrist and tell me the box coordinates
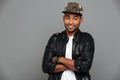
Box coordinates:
[58,57,63,63]
[55,56,59,63]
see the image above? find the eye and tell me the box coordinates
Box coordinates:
[73,16,79,20]
[65,15,70,19]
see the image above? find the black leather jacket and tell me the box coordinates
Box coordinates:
[42,29,95,80]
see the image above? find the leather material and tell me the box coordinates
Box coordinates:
[42,29,95,80]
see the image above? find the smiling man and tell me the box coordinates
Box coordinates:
[42,2,95,80]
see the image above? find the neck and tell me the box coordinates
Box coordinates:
[66,30,78,37]
[67,33,74,37]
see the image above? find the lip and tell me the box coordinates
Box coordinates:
[68,25,74,28]
[68,25,75,29]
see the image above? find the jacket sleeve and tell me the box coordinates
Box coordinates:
[42,34,57,74]
[74,33,95,72]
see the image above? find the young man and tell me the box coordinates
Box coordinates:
[42,2,95,80]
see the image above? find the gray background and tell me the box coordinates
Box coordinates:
[0,0,120,80]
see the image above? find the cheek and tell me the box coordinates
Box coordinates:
[76,20,81,25]
[64,20,69,25]
[73,21,80,26]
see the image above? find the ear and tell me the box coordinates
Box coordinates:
[80,17,83,23]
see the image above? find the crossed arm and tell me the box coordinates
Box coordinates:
[52,57,77,73]
[43,34,94,74]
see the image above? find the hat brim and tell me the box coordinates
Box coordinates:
[62,11,82,16]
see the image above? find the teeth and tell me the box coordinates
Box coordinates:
[69,25,73,28]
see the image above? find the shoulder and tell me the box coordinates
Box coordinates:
[51,32,61,38]
[49,32,61,41]
[46,32,60,45]
[82,32,94,40]
[52,32,61,37]
[80,32,94,44]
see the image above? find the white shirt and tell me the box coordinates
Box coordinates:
[61,36,76,80]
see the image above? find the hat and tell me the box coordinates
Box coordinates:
[62,2,83,16]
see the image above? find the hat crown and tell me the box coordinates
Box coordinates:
[63,2,83,16]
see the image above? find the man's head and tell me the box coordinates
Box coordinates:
[62,2,83,36]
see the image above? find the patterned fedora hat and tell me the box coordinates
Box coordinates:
[62,2,83,16]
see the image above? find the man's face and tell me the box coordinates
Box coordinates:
[63,13,83,35]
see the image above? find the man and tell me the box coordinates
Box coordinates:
[42,2,95,80]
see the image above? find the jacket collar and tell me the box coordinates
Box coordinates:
[61,29,82,40]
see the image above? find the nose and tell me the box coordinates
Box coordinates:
[69,19,73,24]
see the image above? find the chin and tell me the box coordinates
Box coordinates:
[68,30,75,33]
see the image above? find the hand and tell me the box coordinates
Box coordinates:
[52,56,58,63]
[77,57,81,59]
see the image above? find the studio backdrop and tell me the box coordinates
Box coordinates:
[0,0,120,80]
